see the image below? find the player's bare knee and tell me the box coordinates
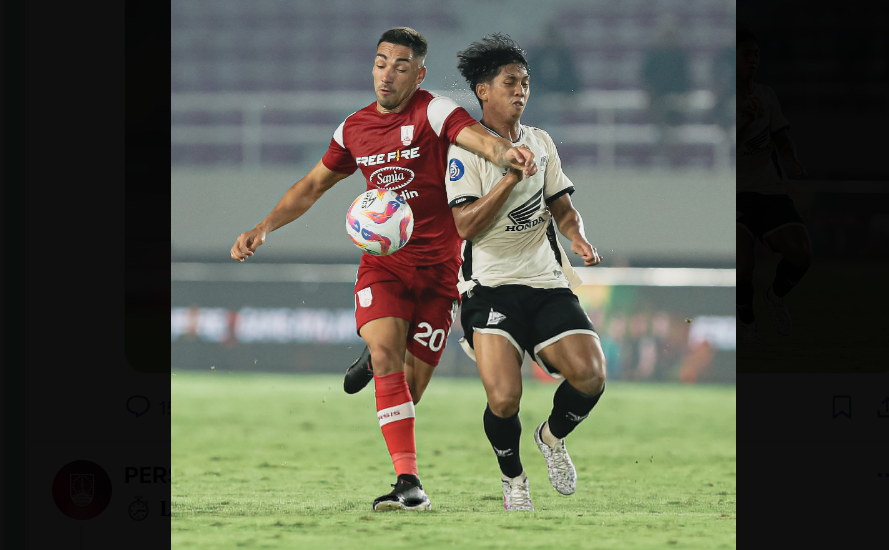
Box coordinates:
[565,355,605,395]
[585,368,606,394]
[488,390,521,418]
[366,343,403,376]
[591,349,607,386]
[592,358,607,392]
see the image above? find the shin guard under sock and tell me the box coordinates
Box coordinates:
[374,372,417,477]
[547,381,604,440]
[483,405,523,478]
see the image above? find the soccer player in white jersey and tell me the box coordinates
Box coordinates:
[446,34,607,511]
[231,28,537,512]
[736,26,812,347]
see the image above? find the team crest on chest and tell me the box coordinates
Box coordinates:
[400,125,414,147]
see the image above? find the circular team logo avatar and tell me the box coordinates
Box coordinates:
[449,159,464,181]
[52,460,113,520]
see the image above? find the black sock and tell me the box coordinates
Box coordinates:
[547,381,604,440]
[737,281,755,324]
[772,258,810,298]
[483,405,523,478]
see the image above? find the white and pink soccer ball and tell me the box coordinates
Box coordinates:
[345,188,414,256]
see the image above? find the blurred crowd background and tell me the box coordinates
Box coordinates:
[171,0,737,383]
[171,0,737,169]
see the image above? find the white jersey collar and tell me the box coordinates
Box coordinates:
[480,122,524,143]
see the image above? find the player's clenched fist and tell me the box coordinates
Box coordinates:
[230,228,266,262]
[506,144,537,178]
[572,238,603,266]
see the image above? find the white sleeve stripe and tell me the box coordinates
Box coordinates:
[427,96,461,137]
[332,120,346,149]
[377,401,416,427]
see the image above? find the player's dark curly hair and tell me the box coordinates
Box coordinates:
[737,24,757,45]
[377,27,428,61]
[457,33,529,108]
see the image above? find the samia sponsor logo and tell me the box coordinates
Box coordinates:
[369,166,415,191]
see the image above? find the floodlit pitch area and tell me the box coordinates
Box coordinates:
[172,373,736,549]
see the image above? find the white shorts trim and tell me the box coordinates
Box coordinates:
[533,330,600,380]
[464,328,524,363]
[377,401,416,427]
[458,337,476,362]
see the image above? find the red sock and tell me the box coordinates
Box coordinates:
[374,371,418,477]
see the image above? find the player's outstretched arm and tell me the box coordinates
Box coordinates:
[230,160,351,262]
[455,124,538,178]
[548,193,602,266]
[451,169,522,241]
[772,129,808,179]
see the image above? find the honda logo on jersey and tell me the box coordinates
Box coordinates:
[401,125,414,146]
[505,188,545,231]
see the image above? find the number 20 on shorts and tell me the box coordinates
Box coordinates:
[413,322,446,352]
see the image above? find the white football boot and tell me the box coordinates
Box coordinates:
[501,471,534,511]
[534,422,577,496]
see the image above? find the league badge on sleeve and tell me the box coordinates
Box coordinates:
[449,159,464,181]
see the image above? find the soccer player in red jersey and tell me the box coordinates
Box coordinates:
[230,27,537,511]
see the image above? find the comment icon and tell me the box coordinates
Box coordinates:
[127,395,150,418]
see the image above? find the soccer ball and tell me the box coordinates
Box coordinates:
[345,188,414,256]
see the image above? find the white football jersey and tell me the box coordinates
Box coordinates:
[736,83,790,194]
[446,124,583,294]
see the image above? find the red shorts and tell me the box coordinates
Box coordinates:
[354,256,461,367]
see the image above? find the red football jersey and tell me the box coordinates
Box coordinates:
[322,89,477,267]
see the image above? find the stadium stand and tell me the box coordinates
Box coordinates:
[171,0,736,168]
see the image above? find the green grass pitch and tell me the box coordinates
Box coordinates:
[172,372,736,549]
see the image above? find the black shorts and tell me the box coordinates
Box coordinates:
[460,284,598,378]
[737,192,806,250]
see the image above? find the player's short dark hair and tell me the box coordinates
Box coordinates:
[457,33,529,108]
[737,25,757,46]
[377,27,428,60]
